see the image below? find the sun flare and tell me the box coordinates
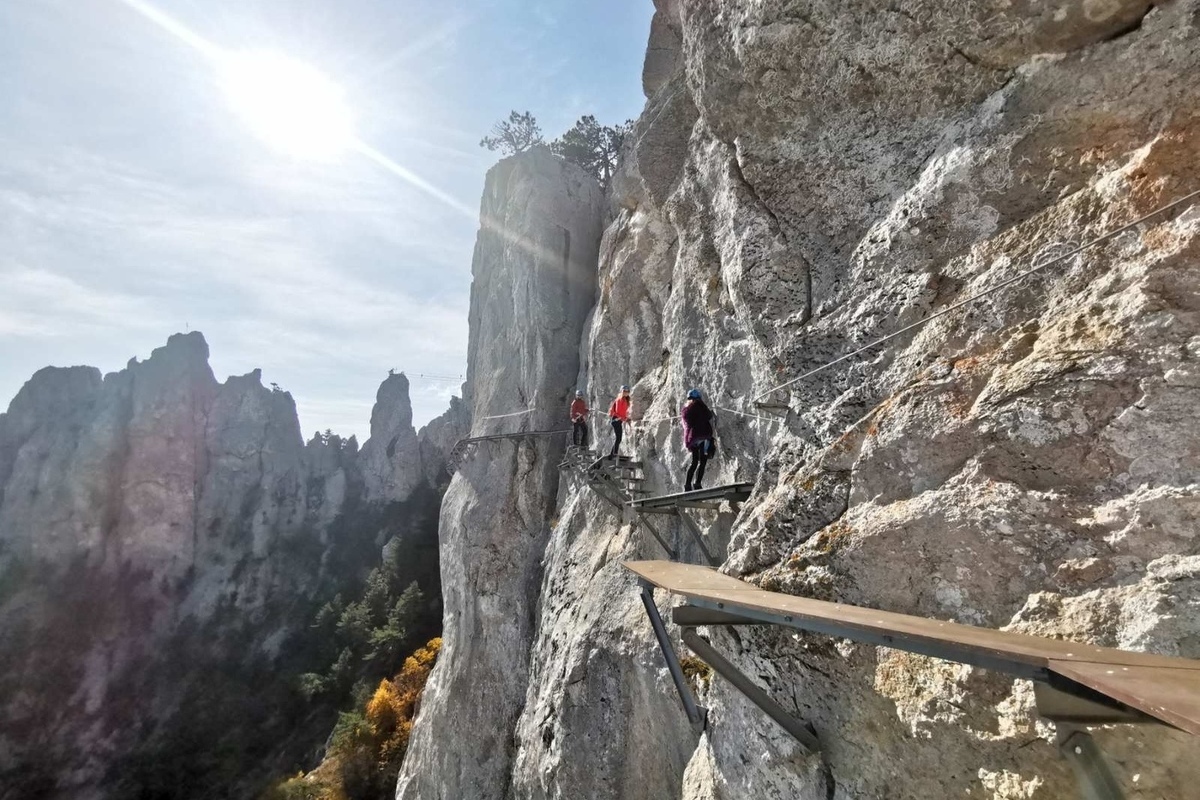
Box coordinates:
[217,51,356,160]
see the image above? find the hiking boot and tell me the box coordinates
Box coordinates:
[694,482,703,491]
[684,483,693,492]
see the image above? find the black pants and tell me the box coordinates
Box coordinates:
[610,419,623,456]
[572,420,589,448]
[686,443,708,489]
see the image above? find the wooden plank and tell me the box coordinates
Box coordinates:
[1050,660,1200,736]
[625,560,749,592]
[625,561,1192,670]
[623,559,1200,734]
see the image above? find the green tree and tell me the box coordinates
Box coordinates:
[480,110,543,155]
[367,583,423,665]
[312,594,345,634]
[336,601,373,651]
[551,115,633,189]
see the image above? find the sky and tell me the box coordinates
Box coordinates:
[0,0,653,439]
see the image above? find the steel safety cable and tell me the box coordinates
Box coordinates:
[752,188,1200,402]
[480,407,536,421]
[715,404,785,426]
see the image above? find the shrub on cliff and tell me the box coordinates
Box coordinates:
[550,115,632,189]
[479,110,543,154]
[261,638,442,800]
[479,111,632,189]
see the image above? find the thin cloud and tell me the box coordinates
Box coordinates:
[351,12,473,91]
[0,265,172,338]
[0,141,469,436]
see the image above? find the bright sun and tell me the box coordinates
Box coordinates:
[217,50,355,160]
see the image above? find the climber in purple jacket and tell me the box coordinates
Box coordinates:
[680,388,715,491]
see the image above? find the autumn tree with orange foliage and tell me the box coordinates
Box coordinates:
[261,638,441,800]
[366,637,440,782]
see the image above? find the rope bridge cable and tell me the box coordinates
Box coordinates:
[752,188,1200,403]
[715,405,785,426]
[409,372,464,382]
[583,407,679,425]
[480,407,536,421]
[446,429,574,475]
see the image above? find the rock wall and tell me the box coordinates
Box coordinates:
[396,148,604,799]
[0,333,457,799]
[401,2,1200,799]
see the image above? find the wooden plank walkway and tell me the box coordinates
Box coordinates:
[624,560,1200,735]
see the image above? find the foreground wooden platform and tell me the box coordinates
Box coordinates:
[625,560,1200,735]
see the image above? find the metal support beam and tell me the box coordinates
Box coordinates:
[637,514,677,560]
[681,628,820,753]
[673,605,764,626]
[1056,725,1126,800]
[1035,682,1153,726]
[586,479,626,512]
[677,510,721,567]
[682,596,1051,682]
[639,583,706,729]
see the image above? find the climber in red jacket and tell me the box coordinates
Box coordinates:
[570,390,589,448]
[607,385,632,457]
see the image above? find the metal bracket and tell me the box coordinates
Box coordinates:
[638,582,706,729]
[681,628,820,753]
[1056,724,1126,800]
[636,514,677,560]
[586,478,626,512]
[1035,681,1153,727]
[677,509,721,567]
[673,605,763,626]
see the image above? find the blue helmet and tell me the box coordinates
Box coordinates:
[687,388,702,400]
[575,390,584,397]
[620,384,631,392]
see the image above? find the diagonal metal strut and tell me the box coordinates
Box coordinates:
[1057,725,1126,800]
[638,582,705,728]
[680,628,820,753]
[677,509,720,567]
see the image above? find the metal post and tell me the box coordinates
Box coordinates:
[1056,725,1126,800]
[681,628,820,753]
[638,582,706,728]
[677,510,720,567]
[636,514,677,560]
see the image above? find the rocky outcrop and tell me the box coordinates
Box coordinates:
[401,2,1200,799]
[0,333,449,799]
[396,148,604,799]
[359,372,424,502]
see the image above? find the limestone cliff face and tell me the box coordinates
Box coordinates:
[402,2,1200,799]
[395,148,604,799]
[0,333,453,799]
